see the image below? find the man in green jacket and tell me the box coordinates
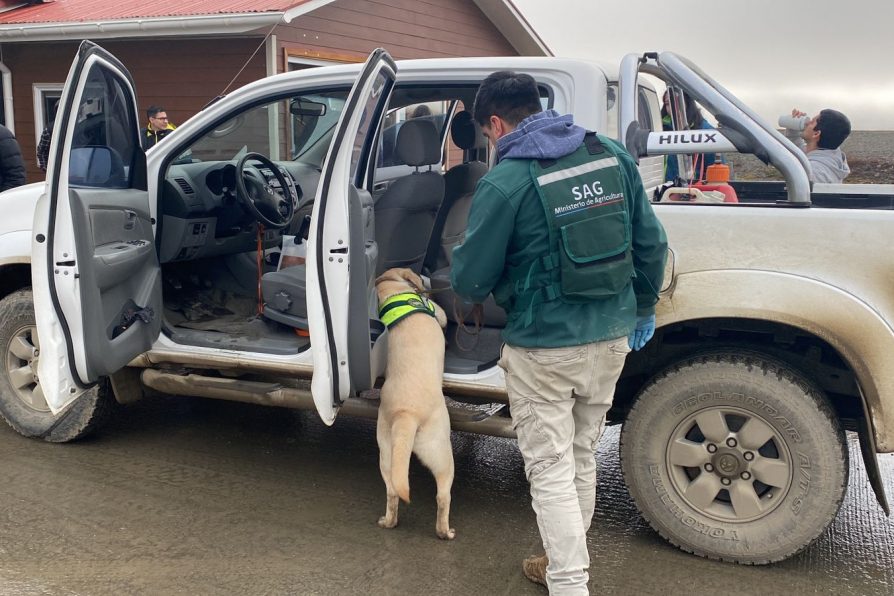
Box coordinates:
[452,71,667,594]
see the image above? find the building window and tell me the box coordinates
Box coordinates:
[0,61,13,132]
[288,56,343,71]
[33,83,63,151]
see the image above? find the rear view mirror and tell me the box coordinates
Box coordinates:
[290,99,327,117]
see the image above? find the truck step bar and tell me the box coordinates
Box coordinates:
[140,369,516,438]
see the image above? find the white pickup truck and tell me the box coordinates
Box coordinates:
[1,42,892,565]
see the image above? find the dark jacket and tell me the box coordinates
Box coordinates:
[0,124,26,191]
[451,110,668,348]
[37,126,52,171]
[142,123,176,150]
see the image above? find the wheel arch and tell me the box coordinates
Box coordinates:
[639,270,894,454]
[612,269,894,514]
[0,262,31,301]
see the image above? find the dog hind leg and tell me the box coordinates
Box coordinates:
[389,414,418,504]
[414,421,456,540]
[376,415,400,529]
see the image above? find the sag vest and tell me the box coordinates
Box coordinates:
[510,134,634,324]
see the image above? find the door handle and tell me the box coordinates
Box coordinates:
[124,209,137,230]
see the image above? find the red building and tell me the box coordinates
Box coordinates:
[0,0,550,181]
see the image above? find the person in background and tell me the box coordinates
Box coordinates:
[0,123,26,190]
[451,71,667,594]
[142,105,176,150]
[662,91,720,182]
[37,98,60,172]
[784,108,851,183]
[36,122,52,172]
[410,104,432,118]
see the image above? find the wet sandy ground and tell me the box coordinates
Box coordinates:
[1,396,892,595]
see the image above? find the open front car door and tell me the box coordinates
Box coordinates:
[32,41,161,413]
[306,49,397,425]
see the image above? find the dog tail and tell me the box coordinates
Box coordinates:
[390,414,418,503]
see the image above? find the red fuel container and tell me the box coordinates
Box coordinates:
[691,182,738,203]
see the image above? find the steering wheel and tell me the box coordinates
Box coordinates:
[234,152,296,229]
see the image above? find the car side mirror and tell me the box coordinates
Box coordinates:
[69,146,126,187]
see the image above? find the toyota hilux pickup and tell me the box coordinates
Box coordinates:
[1,42,892,565]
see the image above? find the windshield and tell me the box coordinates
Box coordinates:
[174,90,349,166]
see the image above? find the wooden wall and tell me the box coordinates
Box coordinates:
[4,38,266,182]
[5,0,519,183]
[277,0,518,69]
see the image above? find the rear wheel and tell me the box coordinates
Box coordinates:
[0,289,113,442]
[620,351,848,564]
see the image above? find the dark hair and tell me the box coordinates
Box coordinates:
[410,104,432,118]
[816,109,851,150]
[472,71,542,127]
[683,95,705,129]
[661,91,704,130]
[146,105,166,120]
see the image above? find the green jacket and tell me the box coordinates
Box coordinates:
[451,136,667,349]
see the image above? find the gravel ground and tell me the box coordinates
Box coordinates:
[725,130,894,184]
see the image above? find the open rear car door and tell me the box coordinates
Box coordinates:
[306,49,397,425]
[32,41,161,413]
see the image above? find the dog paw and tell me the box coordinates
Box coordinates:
[437,528,456,540]
[378,516,398,529]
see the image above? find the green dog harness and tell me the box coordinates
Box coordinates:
[378,292,437,329]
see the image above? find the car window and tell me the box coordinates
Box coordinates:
[379,101,450,168]
[351,72,390,182]
[68,64,139,189]
[292,92,348,159]
[174,89,349,167]
[638,86,660,132]
[538,84,553,111]
[605,84,619,138]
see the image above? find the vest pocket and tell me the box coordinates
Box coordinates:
[559,210,633,300]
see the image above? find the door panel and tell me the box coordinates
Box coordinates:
[33,41,160,413]
[306,49,397,425]
[68,187,160,378]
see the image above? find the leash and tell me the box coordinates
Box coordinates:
[411,281,484,353]
[451,297,483,352]
[256,223,265,316]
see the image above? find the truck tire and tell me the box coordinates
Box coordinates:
[0,288,113,442]
[620,351,848,564]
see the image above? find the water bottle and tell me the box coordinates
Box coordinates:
[778,114,809,131]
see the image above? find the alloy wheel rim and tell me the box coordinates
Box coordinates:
[665,405,793,523]
[5,324,50,413]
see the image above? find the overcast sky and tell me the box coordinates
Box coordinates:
[513,0,894,130]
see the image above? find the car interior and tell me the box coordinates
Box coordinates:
[151,82,518,374]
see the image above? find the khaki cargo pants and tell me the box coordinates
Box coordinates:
[499,337,630,595]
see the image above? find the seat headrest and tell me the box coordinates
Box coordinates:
[450,111,486,151]
[396,118,441,167]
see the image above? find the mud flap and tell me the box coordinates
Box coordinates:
[858,386,890,515]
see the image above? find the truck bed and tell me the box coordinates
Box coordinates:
[731,181,894,209]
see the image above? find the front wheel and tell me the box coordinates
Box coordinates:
[0,288,114,442]
[620,351,848,564]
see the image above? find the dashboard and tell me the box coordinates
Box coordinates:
[157,159,321,263]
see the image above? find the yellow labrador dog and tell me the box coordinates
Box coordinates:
[374,267,455,540]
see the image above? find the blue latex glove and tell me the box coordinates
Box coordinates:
[628,314,656,351]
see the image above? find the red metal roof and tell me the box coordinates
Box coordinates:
[0,0,312,24]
